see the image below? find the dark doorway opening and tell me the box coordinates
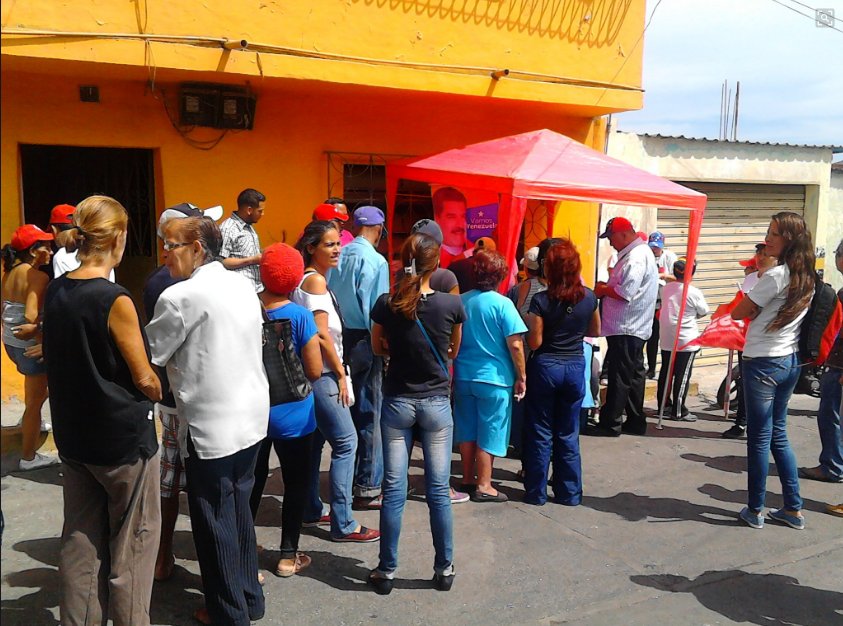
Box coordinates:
[19,144,157,302]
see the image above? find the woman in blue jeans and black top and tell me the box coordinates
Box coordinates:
[368,233,465,594]
[731,211,814,530]
[292,221,380,543]
[523,239,600,506]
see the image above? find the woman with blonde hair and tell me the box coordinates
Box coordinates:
[731,211,816,530]
[368,233,465,594]
[43,195,162,625]
[2,224,56,470]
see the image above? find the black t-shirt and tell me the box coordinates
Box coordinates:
[429,268,458,293]
[529,288,598,358]
[142,265,183,408]
[371,291,466,398]
[449,256,477,293]
[43,276,158,466]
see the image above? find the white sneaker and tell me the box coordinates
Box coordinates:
[40,419,52,433]
[19,452,60,471]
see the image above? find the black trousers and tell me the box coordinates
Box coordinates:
[657,350,697,417]
[599,335,648,434]
[250,433,314,559]
[734,352,746,427]
[646,315,660,374]
[185,437,264,626]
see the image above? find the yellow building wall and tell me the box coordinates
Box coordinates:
[1,1,644,113]
[1,68,605,398]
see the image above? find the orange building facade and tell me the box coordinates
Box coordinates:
[1,0,646,398]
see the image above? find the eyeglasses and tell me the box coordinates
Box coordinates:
[163,241,192,252]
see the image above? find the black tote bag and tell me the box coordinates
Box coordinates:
[262,315,312,405]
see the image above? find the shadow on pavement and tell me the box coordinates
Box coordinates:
[680,453,748,474]
[645,423,721,439]
[1,566,60,626]
[632,569,843,626]
[3,464,63,486]
[698,484,832,516]
[292,550,373,591]
[582,492,737,526]
[150,565,205,626]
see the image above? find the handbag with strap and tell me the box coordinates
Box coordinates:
[262,310,312,405]
[415,317,450,378]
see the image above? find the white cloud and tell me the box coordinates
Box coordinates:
[617,0,843,146]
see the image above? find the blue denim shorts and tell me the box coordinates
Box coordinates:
[4,343,47,376]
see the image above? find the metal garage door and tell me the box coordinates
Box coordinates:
[657,182,805,368]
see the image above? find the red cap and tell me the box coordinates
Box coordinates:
[261,243,304,294]
[49,204,76,225]
[11,224,54,251]
[636,231,648,242]
[313,203,349,222]
[739,257,757,268]
[599,217,635,238]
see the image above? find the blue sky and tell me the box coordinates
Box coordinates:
[616,0,843,149]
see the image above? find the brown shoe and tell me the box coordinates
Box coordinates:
[352,495,383,511]
[332,526,381,543]
[827,503,843,517]
[798,466,843,483]
[275,552,312,578]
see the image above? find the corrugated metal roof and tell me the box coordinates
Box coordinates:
[626,132,842,152]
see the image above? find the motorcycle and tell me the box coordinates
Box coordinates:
[717,361,822,410]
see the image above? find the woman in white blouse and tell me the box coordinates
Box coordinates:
[292,221,380,543]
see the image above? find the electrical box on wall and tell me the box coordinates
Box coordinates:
[179,83,256,130]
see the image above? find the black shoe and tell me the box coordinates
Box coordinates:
[646,370,656,380]
[582,425,620,437]
[722,425,746,439]
[368,571,394,595]
[621,425,647,436]
[433,572,455,591]
[470,490,508,503]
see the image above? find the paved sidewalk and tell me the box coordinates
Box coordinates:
[1,390,840,625]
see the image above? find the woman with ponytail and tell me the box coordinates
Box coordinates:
[731,211,815,530]
[2,225,55,470]
[367,233,465,594]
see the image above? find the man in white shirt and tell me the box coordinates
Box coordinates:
[657,258,709,421]
[586,217,658,437]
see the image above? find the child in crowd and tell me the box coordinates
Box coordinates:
[657,257,709,421]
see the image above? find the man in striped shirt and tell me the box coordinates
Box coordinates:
[585,217,658,437]
[219,188,266,292]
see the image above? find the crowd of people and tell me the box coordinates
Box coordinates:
[1,190,840,625]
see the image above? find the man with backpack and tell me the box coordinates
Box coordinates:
[798,239,843,484]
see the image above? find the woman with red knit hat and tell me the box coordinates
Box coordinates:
[250,242,324,578]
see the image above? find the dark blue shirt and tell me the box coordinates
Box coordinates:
[529,288,597,358]
[142,265,182,408]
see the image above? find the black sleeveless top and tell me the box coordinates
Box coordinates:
[43,276,158,465]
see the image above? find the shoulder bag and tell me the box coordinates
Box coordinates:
[262,310,312,405]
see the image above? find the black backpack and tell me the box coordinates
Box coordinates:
[798,272,843,366]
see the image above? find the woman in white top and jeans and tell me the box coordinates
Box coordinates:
[293,221,380,543]
[731,212,814,531]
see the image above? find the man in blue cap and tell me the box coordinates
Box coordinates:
[646,231,678,379]
[329,206,390,509]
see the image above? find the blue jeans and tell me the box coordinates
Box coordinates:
[742,353,802,512]
[375,395,454,578]
[306,373,360,538]
[523,355,585,506]
[345,330,384,498]
[817,367,843,479]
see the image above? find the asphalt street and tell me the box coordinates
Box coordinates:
[1,375,840,625]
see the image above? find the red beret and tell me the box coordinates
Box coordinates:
[261,243,304,295]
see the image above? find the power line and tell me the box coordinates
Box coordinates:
[593,0,665,108]
[768,0,843,33]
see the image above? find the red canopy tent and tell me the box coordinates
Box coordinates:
[385,129,708,427]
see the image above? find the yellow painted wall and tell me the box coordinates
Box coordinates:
[1,1,645,113]
[1,67,604,398]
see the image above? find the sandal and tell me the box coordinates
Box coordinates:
[274,552,312,578]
